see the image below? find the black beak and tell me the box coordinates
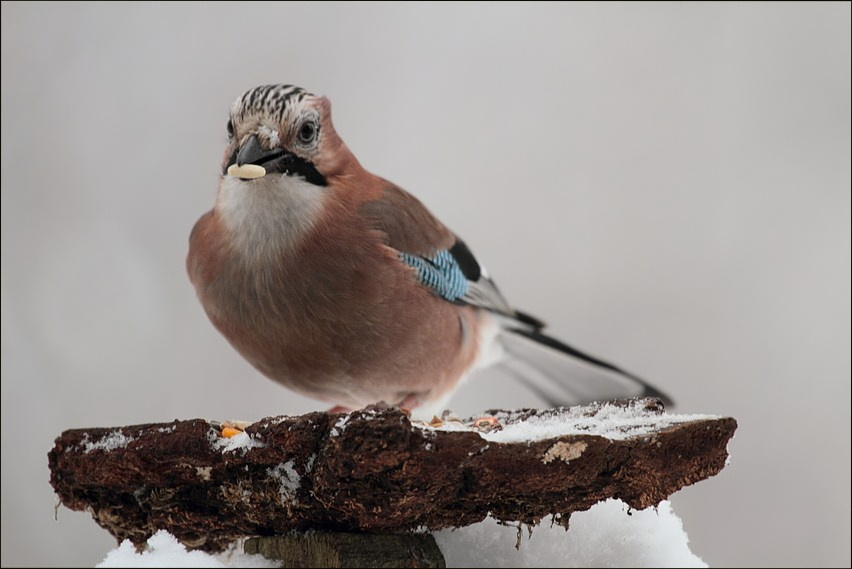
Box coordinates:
[224,134,327,187]
[224,135,282,177]
[232,135,285,168]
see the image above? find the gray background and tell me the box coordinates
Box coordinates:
[2,3,849,567]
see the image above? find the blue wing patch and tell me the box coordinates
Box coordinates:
[399,250,469,302]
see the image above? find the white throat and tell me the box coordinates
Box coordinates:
[216,174,327,261]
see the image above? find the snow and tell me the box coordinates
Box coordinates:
[96,531,279,568]
[415,401,719,442]
[96,499,704,568]
[329,415,350,436]
[82,431,134,453]
[434,499,707,568]
[267,460,300,503]
[209,430,266,454]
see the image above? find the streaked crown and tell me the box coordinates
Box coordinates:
[230,84,313,123]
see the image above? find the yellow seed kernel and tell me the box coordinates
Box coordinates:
[221,426,242,438]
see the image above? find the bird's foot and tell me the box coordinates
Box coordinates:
[362,400,413,416]
[327,400,416,416]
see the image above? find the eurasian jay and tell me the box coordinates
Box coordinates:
[187,84,671,416]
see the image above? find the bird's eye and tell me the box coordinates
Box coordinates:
[297,121,317,145]
[226,120,234,138]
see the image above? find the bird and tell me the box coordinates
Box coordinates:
[187,84,672,418]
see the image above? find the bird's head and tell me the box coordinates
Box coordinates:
[213,85,365,260]
[222,84,354,186]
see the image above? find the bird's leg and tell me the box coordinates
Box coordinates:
[397,394,420,416]
[330,400,416,416]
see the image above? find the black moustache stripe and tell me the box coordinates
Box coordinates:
[265,154,327,187]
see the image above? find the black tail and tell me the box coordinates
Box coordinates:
[498,326,674,408]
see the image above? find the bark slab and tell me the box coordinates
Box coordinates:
[48,398,737,553]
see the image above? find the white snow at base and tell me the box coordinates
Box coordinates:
[96,499,704,568]
[434,499,706,568]
[96,530,279,568]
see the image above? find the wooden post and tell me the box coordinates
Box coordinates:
[244,532,445,568]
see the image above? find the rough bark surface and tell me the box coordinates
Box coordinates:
[48,398,736,553]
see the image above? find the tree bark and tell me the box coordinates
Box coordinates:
[48,398,736,553]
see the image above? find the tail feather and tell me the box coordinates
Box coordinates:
[498,327,673,407]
